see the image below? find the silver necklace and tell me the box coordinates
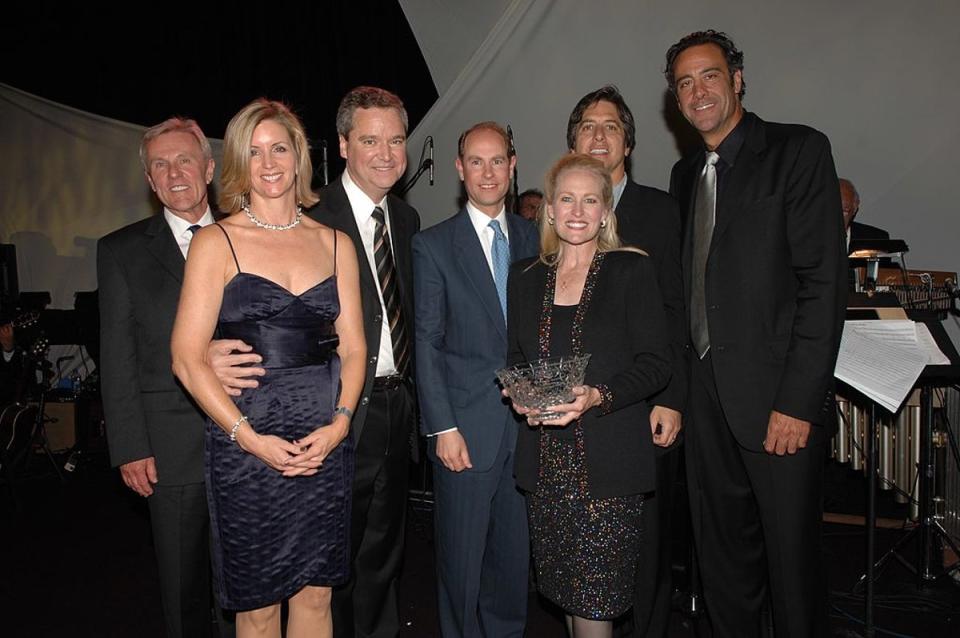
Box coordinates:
[243,204,303,231]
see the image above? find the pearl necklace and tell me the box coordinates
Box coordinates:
[243,204,303,231]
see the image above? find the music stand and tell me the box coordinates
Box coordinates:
[854,311,960,636]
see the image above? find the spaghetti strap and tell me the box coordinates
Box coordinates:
[332,228,338,277]
[214,222,242,274]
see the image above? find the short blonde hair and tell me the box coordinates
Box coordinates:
[219,98,318,213]
[538,154,624,266]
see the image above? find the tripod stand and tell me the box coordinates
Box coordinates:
[866,384,960,584]
[855,316,960,636]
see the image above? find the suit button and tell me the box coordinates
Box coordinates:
[716,345,725,352]
[373,314,382,323]
[369,355,378,365]
[361,397,369,406]
[709,305,718,311]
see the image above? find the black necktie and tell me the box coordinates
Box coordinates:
[371,206,409,375]
[690,151,719,358]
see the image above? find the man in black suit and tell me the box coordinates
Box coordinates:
[664,31,846,637]
[322,86,420,638]
[98,118,230,638]
[841,178,890,250]
[566,86,684,637]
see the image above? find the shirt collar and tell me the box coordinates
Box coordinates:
[466,201,508,239]
[712,110,750,168]
[342,170,388,223]
[163,207,214,236]
[612,174,628,210]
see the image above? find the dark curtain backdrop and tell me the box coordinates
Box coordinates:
[1,1,437,182]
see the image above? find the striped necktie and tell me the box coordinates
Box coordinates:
[371,206,409,375]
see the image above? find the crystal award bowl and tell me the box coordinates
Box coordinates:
[496,354,591,421]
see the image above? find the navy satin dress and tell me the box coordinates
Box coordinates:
[206,263,353,611]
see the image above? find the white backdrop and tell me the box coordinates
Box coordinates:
[400,0,960,281]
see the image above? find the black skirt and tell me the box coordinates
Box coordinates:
[526,433,644,620]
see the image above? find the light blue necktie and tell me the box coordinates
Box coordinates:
[489,219,509,319]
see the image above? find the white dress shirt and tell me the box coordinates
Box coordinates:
[163,207,215,259]
[343,170,399,377]
[465,202,510,279]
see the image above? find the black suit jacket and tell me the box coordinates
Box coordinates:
[615,180,686,413]
[312,178,420,442]
[670,112,846,450]
[97,214,206,485]
[507,252,671,498]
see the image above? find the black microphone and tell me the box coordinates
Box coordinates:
[428,136,434,186]
[506,125,516,156]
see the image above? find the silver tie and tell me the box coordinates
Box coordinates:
[690,151,719,359]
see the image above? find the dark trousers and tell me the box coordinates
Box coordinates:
[333,383,412,638]
[148,482,232,638]
[432,429,528,638]
[686,353,826,638]
[628,443,681,638]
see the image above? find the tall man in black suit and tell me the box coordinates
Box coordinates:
[664,31,846,637]
[414,122,539,637]
[98,118,230,638]
[566,86,684,638]
[321,87,419,638]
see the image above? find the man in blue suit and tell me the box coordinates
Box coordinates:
[413,122,539,637]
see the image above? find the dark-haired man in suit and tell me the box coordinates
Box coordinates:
[321,86,420,638]
[414,122,539,638]
[665,30,846,637]
[98,117,231,638]
[566,86,685,638]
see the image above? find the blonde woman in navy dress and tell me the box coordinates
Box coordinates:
[172,99,365,638]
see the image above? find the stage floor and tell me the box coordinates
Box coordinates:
[2,442,958,637]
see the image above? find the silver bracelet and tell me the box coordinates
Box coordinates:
[334,406,353,420]
[229,414,248,442]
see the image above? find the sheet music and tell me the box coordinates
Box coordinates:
[835,321,929,412]
[914,323,951,365]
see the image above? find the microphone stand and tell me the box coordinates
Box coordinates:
[398,136,434,196]
[507,125,519,214]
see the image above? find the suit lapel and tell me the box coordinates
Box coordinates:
[144,214,185,282]
[386,194,414,304]
[453,210,506,339]
[710,114,765,253]
[317,183,379,300]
